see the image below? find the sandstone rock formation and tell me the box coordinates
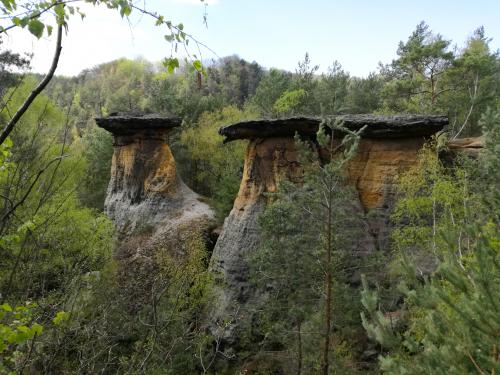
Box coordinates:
[208,134,310,346]
[96,115,214,234]
[441,136,485,162]
[96,115,215,308]
[209,114,447,347]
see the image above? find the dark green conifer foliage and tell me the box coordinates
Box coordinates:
[250,120,368,374]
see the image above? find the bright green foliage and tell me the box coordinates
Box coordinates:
[344,73,383,114]
[476,106,500,212]
[0,79,114,372]
[180,106,256,219]
[361,108,500,374]
[0,302,42,373]
[34,226,215,374]
[273,88,307,116]
[288,53,320,115]
[314,61,350,115]
[391,144,476,266]
[75,58,155,116]
[443,27,500,137]
[151,55,263,123]
[205,56,264,108]
[0,301,69,373]
[248,68,293,115]
[78,125,113,209]
[379,22,499,137]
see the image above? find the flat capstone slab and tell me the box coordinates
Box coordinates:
[95,114,182,136]
[219,115,448,142]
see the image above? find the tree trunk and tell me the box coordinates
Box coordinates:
[297,319,302,375]
[322,173,333,375]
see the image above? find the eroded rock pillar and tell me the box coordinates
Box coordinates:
[96,115,215,309]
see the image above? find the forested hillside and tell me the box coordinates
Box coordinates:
[0,18,499,374]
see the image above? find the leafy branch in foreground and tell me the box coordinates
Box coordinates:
[0,0,212,144]
[0,0,211,71]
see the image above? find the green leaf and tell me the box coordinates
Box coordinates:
[119,4,131,17]
[54,4,65,21]
[193,60,202,72]
[28,19,44,38]
[53,311,69,326]
[31,323,43,335]
[1,0,16,12]
[163,58,179,74]
[0,304,12,312]
[155,15,164,26]
[164,34,174,42]
[16,325,29,334]
[19,16,29,27]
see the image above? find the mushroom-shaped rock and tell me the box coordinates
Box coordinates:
[219,114,448,210]
[208,135,310,347]
[96,115,215,309]
[96,114,213,233]
[209,114,447,347]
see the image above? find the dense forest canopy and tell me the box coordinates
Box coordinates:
[0,15,499,374]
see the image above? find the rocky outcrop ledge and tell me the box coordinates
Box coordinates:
[219,114,448,142]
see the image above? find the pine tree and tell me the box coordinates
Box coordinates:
[251,119,367,374]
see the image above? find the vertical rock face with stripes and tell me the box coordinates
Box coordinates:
[96,115,216,309]
[208,115,447,347]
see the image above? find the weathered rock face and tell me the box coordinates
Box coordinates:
[96,115,213,233]
[210,114,447,347]
[344,137,428,250]
[209,136,306,343]
[440,136,485,163]
[96,115,216,308]
[219,115,448,142]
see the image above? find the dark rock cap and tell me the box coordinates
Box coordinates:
[95,114,182,136]
[219,114,448,142]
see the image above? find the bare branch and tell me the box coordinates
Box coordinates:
[0,22,63,145]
